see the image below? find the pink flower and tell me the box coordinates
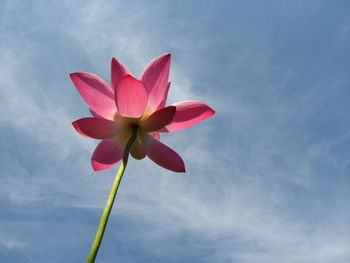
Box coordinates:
[71,54,215,172]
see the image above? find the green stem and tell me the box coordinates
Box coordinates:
[86,126,137,263]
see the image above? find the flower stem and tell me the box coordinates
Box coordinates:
[86,127,137,263]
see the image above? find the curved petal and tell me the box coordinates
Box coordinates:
[91,138,125,171]
[111,57,131,91]
[140,54,171,111]
[115,75,148,118]
[72,117,120,139]
[141,132,185,172]
[70,72,116,120]
[140,106,176,132]
[130,137,146,160]
[162,100,215,132]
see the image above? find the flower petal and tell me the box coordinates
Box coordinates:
[72,117,120,139]
[130,138,146,160]
[115,75,148,118]
[89,108,103,118]
[140,106,176,132]
[162,100,215,132]
[70,72,116,120]
[152,132,160,140]
[158,82,171,109]
[140,54,171,111]
[142,132,185,172]
[111,57,131,91]
[91,138,125,171]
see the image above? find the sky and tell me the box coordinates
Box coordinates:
[1,0,350,262]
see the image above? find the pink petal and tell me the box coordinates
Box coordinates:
[158,82,171,110]
[140,54,171,111]
[115,75,148,118]
[70,72,117,120]
[72,117,120,139]
[130,138,146,160]
[91,138,125,171]
[140,106,176,132]
[162,100,215,132]
[111,57,131,91]
[89,108,103,118]
[142,132,185,172]
[152,132,160,140]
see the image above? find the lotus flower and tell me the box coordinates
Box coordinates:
[71,54,215,172]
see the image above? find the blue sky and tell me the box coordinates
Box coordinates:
[1,0,350,262]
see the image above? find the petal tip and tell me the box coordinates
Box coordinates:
[69,72,77,80]
[177,165,186,173]
[71,120,82,134]
[69,72,84,78]
[91,159,114,171]
[208,107,216,116]
[124,74,134,79]
[91,160,103,171]
[170,161,186,173]
[178,159,186,173]
[111,57,127,67]
[118,74,135,82]
[160,53,171,63]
